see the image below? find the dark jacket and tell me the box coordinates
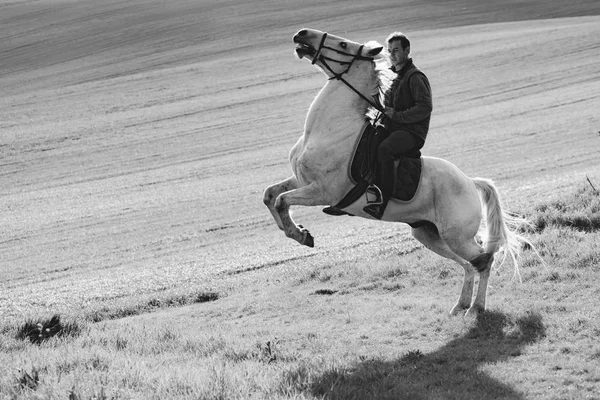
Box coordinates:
[383,58,432,143]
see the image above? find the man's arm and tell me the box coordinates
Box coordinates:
[384,74,432,124]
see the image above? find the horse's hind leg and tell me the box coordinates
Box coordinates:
[441,230,494,317]
[467,252,494,317]
[411,224,476,316]
[263,176,298,230]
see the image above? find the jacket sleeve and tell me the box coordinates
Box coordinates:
[388,73,432,124]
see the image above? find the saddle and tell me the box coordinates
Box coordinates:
[323,121,422,216]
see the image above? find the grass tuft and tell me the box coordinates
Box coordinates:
[15,314,82,344]
[16,367,41,391]
[196,292,220,303]
[526,184,600,233]
[404,349,425,363]
[313,289,338,295]
[279,362,315,396]
[87,290,220,322]
[68,386,110,400]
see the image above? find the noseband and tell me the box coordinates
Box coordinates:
[312,32,372,77]
[311,32,384,113]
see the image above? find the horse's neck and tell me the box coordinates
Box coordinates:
[304,79,370,144]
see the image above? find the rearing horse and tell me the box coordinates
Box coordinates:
[263,28,532,317]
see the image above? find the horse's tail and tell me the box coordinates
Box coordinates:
[472,177,535,280]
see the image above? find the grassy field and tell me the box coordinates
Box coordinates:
[2,0,600,398]
[2,185,599,399]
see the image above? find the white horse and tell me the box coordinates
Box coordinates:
[263,28,532,317]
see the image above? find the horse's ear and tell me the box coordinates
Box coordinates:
[367,46,383,56]
[364,41,384,56]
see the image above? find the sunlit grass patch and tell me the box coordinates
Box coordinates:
[518,223,600,281]
[526,184,600,233]
[3,316,303,399]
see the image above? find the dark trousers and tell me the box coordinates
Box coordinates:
[377,130,422,199]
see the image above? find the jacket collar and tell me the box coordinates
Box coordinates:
[391,58,413,78]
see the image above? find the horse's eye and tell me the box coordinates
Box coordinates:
[340,42,347,49]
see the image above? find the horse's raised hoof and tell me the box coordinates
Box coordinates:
[301,230,314,247]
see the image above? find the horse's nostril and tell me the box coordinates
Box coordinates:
[297,29,307,37]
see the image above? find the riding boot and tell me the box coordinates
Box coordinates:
[363,158,396,219]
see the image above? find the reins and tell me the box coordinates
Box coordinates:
[312,32,385,114]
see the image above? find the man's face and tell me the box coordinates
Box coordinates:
[388,40,408,66]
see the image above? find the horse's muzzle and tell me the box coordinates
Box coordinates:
[294,42,315,59]
[293,30,317,59]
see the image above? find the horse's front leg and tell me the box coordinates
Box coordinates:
[263,176,298,231]
[274,182,328,247]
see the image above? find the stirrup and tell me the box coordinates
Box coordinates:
[365,184,383,205]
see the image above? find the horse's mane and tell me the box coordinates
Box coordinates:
[364,40,394,120]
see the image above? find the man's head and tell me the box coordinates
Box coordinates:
[386,32,410,68]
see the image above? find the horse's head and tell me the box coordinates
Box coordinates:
[293,28,384,79]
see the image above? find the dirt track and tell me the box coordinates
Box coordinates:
[1,0,600,319]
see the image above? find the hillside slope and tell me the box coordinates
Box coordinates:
[1,0,600,319]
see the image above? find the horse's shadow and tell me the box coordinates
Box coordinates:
[310,310,546,400]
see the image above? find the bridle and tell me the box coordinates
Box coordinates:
[311,32,385,113]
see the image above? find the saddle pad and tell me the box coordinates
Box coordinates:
[393,157,422,202]
[322,122,423,215]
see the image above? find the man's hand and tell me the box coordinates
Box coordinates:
[384,107,395,119]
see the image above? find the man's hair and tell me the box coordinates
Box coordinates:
[386,32,410,50]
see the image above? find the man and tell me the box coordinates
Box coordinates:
[364,32,433,219]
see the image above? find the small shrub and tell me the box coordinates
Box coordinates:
[15,315,82,344]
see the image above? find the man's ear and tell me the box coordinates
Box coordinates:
[404,46,411,55]
[368,46,383,56]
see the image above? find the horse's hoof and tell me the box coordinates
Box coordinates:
[465,305,483,318]
[301,230,314,247]
[449,304,469,316]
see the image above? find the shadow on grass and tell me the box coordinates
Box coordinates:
[310,310,545,400]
